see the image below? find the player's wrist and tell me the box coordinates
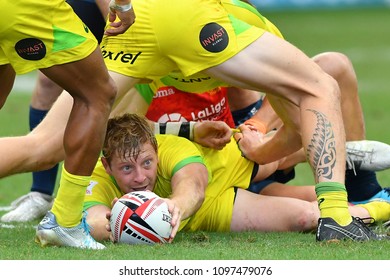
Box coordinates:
[244,118,267,134]
[110,0,132,12]
[153,122,195,140]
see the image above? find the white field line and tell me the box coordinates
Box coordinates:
[0,223,36,229]
[0,205,12,211]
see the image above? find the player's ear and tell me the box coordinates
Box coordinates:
[101,157,112,174]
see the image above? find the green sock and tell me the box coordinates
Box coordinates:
[315,182,352,226]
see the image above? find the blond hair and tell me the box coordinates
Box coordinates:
[103,113,158,164]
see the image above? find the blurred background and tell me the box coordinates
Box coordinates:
[252,0,389,10]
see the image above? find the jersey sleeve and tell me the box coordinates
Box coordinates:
[134,83,155,105]
[153,135,206,197]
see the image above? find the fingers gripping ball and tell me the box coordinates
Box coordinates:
[110,191,172,245]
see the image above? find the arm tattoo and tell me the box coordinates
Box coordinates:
[306,109,336,180]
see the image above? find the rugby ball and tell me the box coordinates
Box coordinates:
[110,191,172,245]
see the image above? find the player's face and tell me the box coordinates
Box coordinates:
[105,142,158,194]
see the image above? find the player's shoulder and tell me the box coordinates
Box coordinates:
[156,134,195,149]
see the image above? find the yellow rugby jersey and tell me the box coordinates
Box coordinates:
[84,134,254,232]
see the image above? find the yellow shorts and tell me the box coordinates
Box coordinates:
[180,139,254,232]
[0,0,97,74]
[101,0,265,80]
[182,187,237,232]
[150,0,284,93]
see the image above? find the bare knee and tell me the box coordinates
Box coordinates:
[82,76,117,114]
[313,52,354,85]
[319,71,341,106]
[293,204,318,232]
[94,75,117,107]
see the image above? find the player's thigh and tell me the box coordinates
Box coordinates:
[32,91,73,136]
[205,32,332,106]
[231,188,317,232]
[260,182,316,202]
[110,87,149,117]
[41,47,116,103]
[29,91,73,163]
[31,71,63,110]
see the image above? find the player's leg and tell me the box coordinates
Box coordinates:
[312,52,364,141]
[231,188,319,232]
[35,47,116,249]
[0,0,109,180]
[27,74,61,198]
[206,32,353,240]
[1,0,107,223]
[257,182,316,202]
[245,52,390,204]
[232,188,390,240]
[313,52,390,203]
[41,48,116,176]
[1,72,62,222]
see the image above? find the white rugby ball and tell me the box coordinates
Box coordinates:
[110,191,172,245]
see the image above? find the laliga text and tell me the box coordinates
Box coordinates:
[118,265,272,277]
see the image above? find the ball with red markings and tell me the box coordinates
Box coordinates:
[110,191,172,245]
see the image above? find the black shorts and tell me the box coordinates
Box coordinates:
[67,0,106,43]
[247,169,296,194]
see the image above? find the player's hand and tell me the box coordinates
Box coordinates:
[233,124,269,161]
[193,121,232,150]
[162,198,182,243]
[105,0,135,36]
[105,197,119,242]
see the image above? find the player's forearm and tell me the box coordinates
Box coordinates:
[170,164,208,220]
[171,191,204,221]
[250,127,302,165]
[153,121,195,140]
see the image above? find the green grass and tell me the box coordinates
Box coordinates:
[1,7,390,261]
